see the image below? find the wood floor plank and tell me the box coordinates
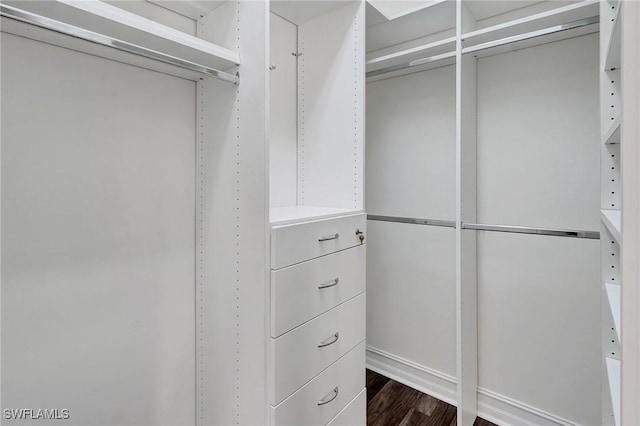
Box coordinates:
[415,392,439,416]
[422,402,457,426]
[367,369,391,403]
[398,408,432,426]
[366,369,498,426]
[368,381,423,426]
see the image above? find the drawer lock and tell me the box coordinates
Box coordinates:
[355,229,365,244]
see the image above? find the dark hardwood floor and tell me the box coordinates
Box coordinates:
[367,370,497,426]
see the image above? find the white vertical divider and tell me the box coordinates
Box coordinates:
[622,1,640,424]
[456,2,478,425]
[196,2,268,425]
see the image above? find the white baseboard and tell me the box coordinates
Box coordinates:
[366,345,457,406]
[366,346,580,426]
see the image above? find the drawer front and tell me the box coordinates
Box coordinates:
[327,388,366,426]
[271,213,366,269]
[271,342,365,426]
[270,293,366,405]
[271,245,366,338]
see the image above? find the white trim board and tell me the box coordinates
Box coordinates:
[366,346,583,426]
[366,346,457,407]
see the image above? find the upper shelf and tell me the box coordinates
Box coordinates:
[1,0,239,81]
[366,36,456,81]
[462,0,599,51]
[601,209,622,244]
[367,36,456,70]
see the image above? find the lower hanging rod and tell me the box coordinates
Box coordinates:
[0,4,239,85]
[462,15,600,55]
[462,223,600,239]
[367,215,456,228]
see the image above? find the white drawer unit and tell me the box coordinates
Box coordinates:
[271,245,366,338]
[271,213,366,270]
[271,342,366,426]
[270,293,366,405]
[327,389,366,426]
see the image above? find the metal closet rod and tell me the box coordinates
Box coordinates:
[366,15,599,79]
[462,223,600,239]
[367,215,599,239]
[367,214,456,228]
[0,4,239,85]
[462,15,600,54]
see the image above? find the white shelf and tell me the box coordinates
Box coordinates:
[366,36,456,72]
[2,0,239,71]
[461,0,599,49]
[270,206,360,225]
[605,1,622,71]
[606,283,621,342]
[604,116,621,145]
[606,357,621,426]
[602,209,622,244]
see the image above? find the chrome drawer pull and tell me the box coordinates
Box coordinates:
[318,332,339,348]
[318,278,339,289]
[318,233,340,242]
[317,387,339,406]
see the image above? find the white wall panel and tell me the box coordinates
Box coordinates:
[270,13,298,208]
[477,232,601,425]
[476,33,600,231]
[297,2,364,210]
[366,65,456,220]
[366,220,456,378]
[1,33,196,425]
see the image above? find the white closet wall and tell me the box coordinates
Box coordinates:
[366,66,456,220]
[476,34,601,425]
[366,63,457,401]
[1,32,197,425]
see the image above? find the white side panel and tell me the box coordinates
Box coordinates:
[476,33,600,231]
[1,33,195,425]
[297,1,365,210]
[366,221,456,378]
[621,2,640,425]
[457,4,478,423]
[270,13,298,208]
[366,65,456,220]
[197,2,268,425]
[477,232,601,425]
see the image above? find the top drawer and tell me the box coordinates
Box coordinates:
[271,213,366,270]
